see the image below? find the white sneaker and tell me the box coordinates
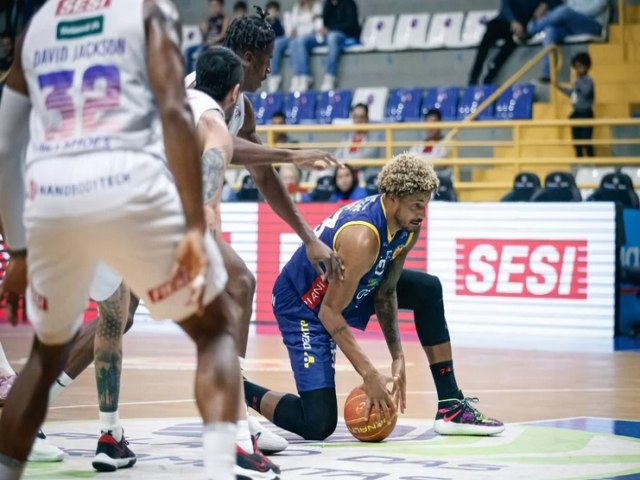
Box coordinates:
[289,75,300,92]
[28,431,64,462]
[298,75,313,92]
[320,74,336,92]
[247,416,288,455]
[267,75,282,93]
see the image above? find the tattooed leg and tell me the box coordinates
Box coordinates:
[94,283,131,440]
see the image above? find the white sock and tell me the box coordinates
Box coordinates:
[0,343,16,376]
[203,423,236,480]
[48,371,73,401]
[0,454,25,480]
[236,419,253,452]
[99,410,123,442]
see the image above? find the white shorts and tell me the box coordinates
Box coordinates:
[24,152,227,345]
[89,263,122,302]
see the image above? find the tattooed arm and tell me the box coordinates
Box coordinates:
[372,232,419,413]
[196,110,233,233]
[319,224,396,418]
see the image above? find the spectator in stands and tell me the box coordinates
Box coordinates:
[233,1,248,18]
[268,0,323,93]
[526,0,606,82]
[334,103,383,161]
[410,109,449,160]
[221,179,238,202]
[289,0,361,92]
[0,32,13,96]
[0,32,13,74]
[271,111,297,145]
[468,0,559,85]
[555,52,595,157]
[266,1,285,38]
[185,0,228,72]
[278,164,305,201]
[328,165,368,202]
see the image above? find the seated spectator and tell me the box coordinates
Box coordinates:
[328,165,368,202]
[185,0,228,72]
[233,1,248,18]
[409,109,449,160]
[266,1,285,38]
[278,164,305,201]
[0,32,14,75]
[271,111,298,145]
[268,0,323,93]
[468,0,559,85]
[526,0,606,82]
[221,179,238,202]
[289,0,361,92]
[334,103,383,161]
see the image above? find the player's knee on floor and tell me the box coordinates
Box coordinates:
[273,389,338,441]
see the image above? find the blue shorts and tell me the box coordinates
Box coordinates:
[272,274,337,393]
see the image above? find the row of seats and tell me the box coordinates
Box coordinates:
[182,7,608,57]
[248,83,534,125]
[502,171,639,207]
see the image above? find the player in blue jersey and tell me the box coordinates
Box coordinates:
[244,153,504,440]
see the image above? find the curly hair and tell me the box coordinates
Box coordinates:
[377,152,439,198]
[223,6,275,56]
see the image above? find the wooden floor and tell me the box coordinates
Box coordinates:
[2,324,639,424]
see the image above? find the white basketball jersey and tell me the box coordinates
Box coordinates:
[22,0,164,165]
[187,88,224,124]
[185,71,245,136]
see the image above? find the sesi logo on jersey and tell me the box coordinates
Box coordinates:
[455,239,588,300]
[56,0,111,16]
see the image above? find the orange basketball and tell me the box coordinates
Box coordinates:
[344,385,397,442]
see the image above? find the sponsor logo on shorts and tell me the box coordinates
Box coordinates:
[56,0,111,16]
[56,16,104,39]
[301,277,328,309]
[31,174,130,199]
[300,320,311,350]
[147,270,191,304]
[303,351,315,369]
[456,239,588,299]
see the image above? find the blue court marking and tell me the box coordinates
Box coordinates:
[525,416,640,440]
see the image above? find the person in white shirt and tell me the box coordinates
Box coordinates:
[409,108,449,161]
[268,0,322,92]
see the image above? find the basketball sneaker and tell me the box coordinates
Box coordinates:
[28,430,64,462]
[434,397,504,436]
[0,373,17,407]
[92,430,137,472]
[235,436,280,480]
[247,415,288,455]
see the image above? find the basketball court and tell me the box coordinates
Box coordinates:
[2,321,639,480]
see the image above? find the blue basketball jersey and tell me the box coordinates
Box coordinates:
[279,195,414,329]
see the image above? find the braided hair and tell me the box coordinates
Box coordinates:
[223,6,275,56]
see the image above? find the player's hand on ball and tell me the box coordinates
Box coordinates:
[173,228,207,313]
[0,254,27,326]
[305,237,344,281]
[362,369,395,423]
[391,356,407,414]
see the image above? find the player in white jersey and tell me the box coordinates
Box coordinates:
[0,1,242,479]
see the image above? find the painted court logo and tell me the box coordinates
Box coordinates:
[33,417,640,479]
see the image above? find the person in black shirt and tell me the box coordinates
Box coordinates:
[266,1,285,38]
[0,32,14,74]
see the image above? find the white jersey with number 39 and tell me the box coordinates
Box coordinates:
[22,0,164,165]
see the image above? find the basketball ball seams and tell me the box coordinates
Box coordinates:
[344,386,398,442]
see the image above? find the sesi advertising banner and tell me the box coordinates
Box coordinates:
[1,202,618,337]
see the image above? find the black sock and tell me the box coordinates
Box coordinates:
[429,360,462,401]
[243,379,270,413]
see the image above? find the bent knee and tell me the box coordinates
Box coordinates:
[227,269,256,298]
[301,416,337,441]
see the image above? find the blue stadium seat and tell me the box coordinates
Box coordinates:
[422,87,458,121]
[253,92,284,125]
[284,91,317,124]
[457,84,496,120]
[317,89,353,124]
[385,87,423,122]
[495,83,535,120]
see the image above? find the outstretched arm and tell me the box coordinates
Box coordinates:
[238,98,342,279]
